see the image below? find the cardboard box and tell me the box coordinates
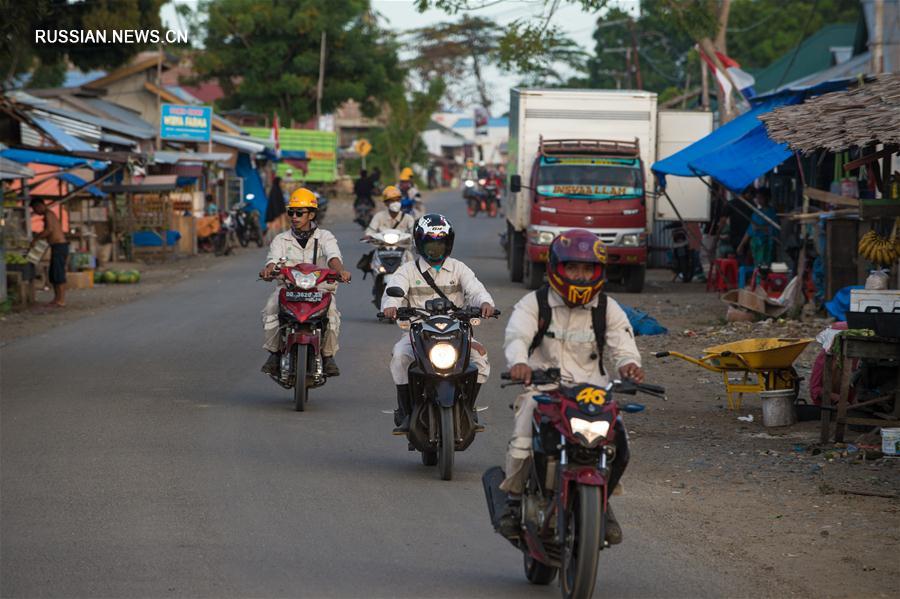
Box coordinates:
[721,287,787,318]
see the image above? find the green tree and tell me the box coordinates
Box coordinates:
[189,0,401,124]
[368,79,446,179]
[1,0,165,89]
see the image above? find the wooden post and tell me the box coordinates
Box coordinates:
[701,58,710,110]
[316,31,327,126]
[872,0,884,75]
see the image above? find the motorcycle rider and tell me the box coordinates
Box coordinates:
[381,213,495,434]
[497,229,644,544]
[259,188,352,377]
[397,167,421,215]
[364,185,416,237]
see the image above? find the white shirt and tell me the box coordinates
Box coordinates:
[504,290,641,387]
[381,257,493,311]
[265,227,342,268]
[365,210,415,237]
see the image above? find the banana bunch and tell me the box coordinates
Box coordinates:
[858,230,900,265]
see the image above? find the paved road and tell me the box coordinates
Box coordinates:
[2,191,738,597]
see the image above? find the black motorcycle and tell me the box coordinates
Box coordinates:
[363,229,412,309]
[379,287,499,481]
[233,195,264,248]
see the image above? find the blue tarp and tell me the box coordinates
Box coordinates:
[30,116,96,152]
[279,150,307,160]
[824,285,865,321]
[621,304,668,336]
[235,152,268,231]
[652,79,854,193]
[56,172,106,197]
[0,148,107,170]
[132,230,181,247]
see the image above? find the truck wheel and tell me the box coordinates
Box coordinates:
[525,260,544,290]
[508,225,524,283]
[625,265,646,293]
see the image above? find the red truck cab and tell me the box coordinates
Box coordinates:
[510,139,648,292]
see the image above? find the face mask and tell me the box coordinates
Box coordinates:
[388,201,401,213]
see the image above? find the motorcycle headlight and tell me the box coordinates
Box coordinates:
[293,271,317,289]
[569,418,610,445]
[465,179,475,188]
[428,343,458,370]
[377,265,387,273]
[383,232,400,245]
[620,233,641,247]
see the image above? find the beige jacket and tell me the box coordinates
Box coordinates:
[381,257,493,311]
[365,210,415,237]
[265,227,342,268]
[504,290,641,387]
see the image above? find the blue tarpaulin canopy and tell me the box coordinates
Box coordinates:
[652,79,853,193]
[0,148,107,170]
[56,172,106,197]
[235,152,268,231]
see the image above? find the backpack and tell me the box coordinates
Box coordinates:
[528,285,608,376]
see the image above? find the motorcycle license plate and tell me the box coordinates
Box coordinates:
[285,290,324,302]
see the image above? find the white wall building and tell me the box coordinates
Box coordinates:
[452,116,509,166]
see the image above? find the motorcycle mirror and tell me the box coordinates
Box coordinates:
[385,286,405,298]
[509,174,522,193]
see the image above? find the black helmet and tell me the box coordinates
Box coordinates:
[414,213,454,265]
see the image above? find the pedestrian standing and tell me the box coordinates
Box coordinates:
[737,187,778,268]
[29,199,68,307]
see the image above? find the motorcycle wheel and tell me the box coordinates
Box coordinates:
[255,233,264,247]
[438,405,454,481]
[239,233,249,248]
[524,553,557,585]
[525,260,545,290]
[293,345,309,412]
[560,485,603,599]
[676,253,695,283]
[421,450,438,466]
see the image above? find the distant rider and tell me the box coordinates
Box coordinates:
[381,214,495,434]
[259,188,352,377]
[497,229,643,544]
[364,185,416,237]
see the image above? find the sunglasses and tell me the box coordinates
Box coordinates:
[288,209,313,217]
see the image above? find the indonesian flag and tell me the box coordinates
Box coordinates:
[698,46,756,113]
[270,112,281,159]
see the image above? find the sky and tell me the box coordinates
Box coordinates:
[161,0,640,114]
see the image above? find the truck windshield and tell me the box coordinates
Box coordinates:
[536,157,643,199]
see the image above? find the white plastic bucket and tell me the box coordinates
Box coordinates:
[760,389,797,427]
[882,428,900,456]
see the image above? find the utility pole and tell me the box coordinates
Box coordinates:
[701,60,710,110]
[316,31,327,128]
[156,43,162,150]
[872,0,884,75]
[627,17,643,90]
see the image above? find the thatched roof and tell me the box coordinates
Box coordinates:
[760,73,900,152]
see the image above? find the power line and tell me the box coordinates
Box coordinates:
[774,0,821,90]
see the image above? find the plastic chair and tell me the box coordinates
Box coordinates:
[707,258,739,292]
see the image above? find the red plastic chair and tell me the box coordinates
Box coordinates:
[707,258,739,292]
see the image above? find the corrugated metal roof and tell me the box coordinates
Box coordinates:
[752,24,858,94]
[0,156,35,180]
[12,92,155,140]
[27,115,98,151]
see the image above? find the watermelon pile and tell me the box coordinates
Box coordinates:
[95,269,141,284]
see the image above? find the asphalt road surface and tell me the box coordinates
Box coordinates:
[2,191,742,598]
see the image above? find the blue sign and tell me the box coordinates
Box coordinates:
[160,104,211,142]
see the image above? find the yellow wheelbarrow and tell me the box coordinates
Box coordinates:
[654,338,814,409]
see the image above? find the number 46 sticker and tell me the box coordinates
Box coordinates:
[576,387,606,406]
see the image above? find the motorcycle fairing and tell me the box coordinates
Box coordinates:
[279,289,332,323]
[286,328,321,356]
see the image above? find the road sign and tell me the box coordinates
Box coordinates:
[160,104,211,142]
[354,139,372,157]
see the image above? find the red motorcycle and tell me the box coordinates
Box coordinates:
[263,262,343,411]
[484,368,664,599]
[467,177,501,217]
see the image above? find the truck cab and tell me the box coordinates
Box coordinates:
[510,138,648,292]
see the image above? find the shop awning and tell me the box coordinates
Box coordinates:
[102,175,178,193]
[212,133,268,155]
[153,150,232,164]
[0,156,35,180]
[0,147,108,170]
[55,172,107,197]
[652,78,854,193]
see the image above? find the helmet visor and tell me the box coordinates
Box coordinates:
[421,239,448,262]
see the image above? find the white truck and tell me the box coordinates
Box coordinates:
[505,88,712,292]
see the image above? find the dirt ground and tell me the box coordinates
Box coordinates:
[3,196,897,597]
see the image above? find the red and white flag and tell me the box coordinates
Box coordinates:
[698,47,756,113]
[270,112,281,159]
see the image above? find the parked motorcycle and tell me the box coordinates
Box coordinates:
[484,368,665,598]
[261,260,344,411]
[235,194,264,248]
[214,209,239,256]
[363,228,412,309]
[664,221,696,283]
[378,287,499,480]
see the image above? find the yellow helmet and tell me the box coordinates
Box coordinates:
[399,167,414,181]
[382,185,402,202]
[288,187,318,210]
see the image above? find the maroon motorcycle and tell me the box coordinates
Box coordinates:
[484,368,665,599]
[263,262,343,411]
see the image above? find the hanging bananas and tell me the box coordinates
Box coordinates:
[857,221,900,266]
